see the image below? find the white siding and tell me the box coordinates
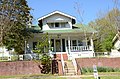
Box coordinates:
[42,14,73,30]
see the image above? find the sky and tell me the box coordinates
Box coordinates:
[27,0,117,25]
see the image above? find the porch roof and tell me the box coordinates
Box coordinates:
[30,24,97,34]
[44,28,96,34]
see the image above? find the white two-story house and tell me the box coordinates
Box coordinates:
[28,11,96,60]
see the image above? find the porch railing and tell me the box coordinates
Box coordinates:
[68,46,92,52]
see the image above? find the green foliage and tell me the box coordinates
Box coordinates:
[82,76,120,79]
[97,67,113,72]
[89,8,120,52]
[4,24,32,54]
[0,0,33,54]
[33,33,49,54]
[81,67,93,74]
[33,33,51,74]
[41,54,51,74]
[101,33,115,51]
[81,67,120,74]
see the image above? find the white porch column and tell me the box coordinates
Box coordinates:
[24,40,27,54]
[54,39,56,52]
[68,37,71,54]
[48,37,51,53]
[61,39,62,52]
[90,38,94,51]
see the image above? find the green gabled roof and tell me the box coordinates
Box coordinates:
[31,25,41,30]
[74,24,97,32]
[28,25,43,33]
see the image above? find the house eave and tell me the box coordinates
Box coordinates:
[38,10,76,21]
[112,34,119,43]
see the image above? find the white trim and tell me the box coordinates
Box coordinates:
[112,34,119,42]
[52,52,67,54]
[90,38,94,51]
[54,39,56,52]
[38,11,76,21]
[68,37,71,54]
[48,37,51,53]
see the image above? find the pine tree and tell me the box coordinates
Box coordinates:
[0,0,33,54]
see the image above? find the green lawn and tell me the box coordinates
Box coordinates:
[82,72,120,79]
[82,76,120,79]
[1,72,120,79]
[0,75,67,79]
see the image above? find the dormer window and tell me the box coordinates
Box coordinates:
[48,22,67,28]
[61,23,66,28]
[55,23,59,27]
[50,23,54,28]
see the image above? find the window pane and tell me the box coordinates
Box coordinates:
[72,40,77,46]
[48,23,54,28]
[61,23,66,28]
[33,42,37,50]
[66,40,68,46]
[51,23,54,28]
[78,40,83,46]
[55,23,59,27]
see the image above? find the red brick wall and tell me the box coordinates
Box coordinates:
[0,61,41,76]
[76,58,120,68]
[56,54,68,60]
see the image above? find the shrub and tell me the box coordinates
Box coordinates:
[81,67,93,74]
[41,54,51,74]
[81,67,120,74]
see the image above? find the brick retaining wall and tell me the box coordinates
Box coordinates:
[0,61,41,76]
[76,58,120,68]
[56,54,68,60]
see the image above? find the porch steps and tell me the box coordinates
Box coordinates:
[64,61,76,76]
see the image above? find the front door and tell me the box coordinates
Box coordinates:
[56,39,61,52]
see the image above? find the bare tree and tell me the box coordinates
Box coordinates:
[74,1,88,45]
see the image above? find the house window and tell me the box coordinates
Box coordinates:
[55,23,59,27]
[48,22,66,28]
[72,40,77,46]
[61,23,66,28]
[48,23,54,28]
[33,42,37,50]
[78,40,83,46]
[50,23,54,28]
[66,40,68,46]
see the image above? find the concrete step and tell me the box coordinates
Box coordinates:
[64,60,76,76]
[67,67,74,69]
[65,72,76,76]
[65,69,75,73]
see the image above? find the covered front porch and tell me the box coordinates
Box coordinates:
[48,32,94,60]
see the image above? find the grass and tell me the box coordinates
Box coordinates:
[83,72,120,75]
[82,76,120,79]
[82,72,120,79]
[1,72,120,79]
[81,67,120,74]
[0,74,67,79]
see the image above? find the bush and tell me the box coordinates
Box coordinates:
[81,67,93,74]
[81,67,120,74]
[41,54,51,74]
[11,55,19,61]
[0,57,8,60]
